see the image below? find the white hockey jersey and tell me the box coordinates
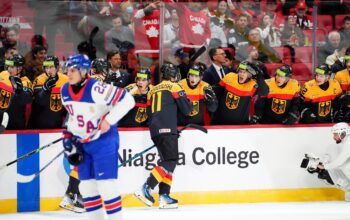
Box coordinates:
[61,78,135,142]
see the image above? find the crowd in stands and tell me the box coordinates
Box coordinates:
[0,0,350,130]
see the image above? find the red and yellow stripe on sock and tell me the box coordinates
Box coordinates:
[151,166,167,183]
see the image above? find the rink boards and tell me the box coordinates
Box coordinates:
[0,125,345,213]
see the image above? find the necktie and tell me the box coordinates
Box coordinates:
[220,68,225,79]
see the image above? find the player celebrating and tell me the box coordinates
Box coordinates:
[60,54,135,220]
[134,63,192,209]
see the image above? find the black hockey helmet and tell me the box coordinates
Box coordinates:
[161,63,179,81]
[5,54,25,68]
[276,64,292,78]
[238,61,259,77]
[43,55,60,68]
[188,63,204,77]
[135,68,151,80]
[91,58,109,75]
[314,64,331,76]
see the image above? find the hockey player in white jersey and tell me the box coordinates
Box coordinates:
[301,122,350,201]
[60,54,135,220]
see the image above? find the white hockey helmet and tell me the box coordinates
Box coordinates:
[331,122,350,139]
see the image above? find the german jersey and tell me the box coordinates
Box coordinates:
[257,77,300,123]
[147,80,192,138]
[212,73,257,125]
[300,79,342,123]
[28,72,68,129]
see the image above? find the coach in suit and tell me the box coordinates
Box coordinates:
[203,47,231,85]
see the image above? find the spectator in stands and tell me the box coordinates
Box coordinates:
[228,0,256,21]
[105,50,132,88]
[236,28,281,63]
[294,0,312,30]
[0,46,17,72]
[299,64,342,124]
[163,9,180,48]
[318,31,341,65]
[259,14,282,48]
[24,45,48,81]
[210,17,228,48]
[203,47,230,85]
[331,46,350,74]
[280,14,305,48]
[251,64,300,125]
[133,1,161,68]
[28,56,68,129]
[223,47,239,72]
[227,14,250,49]
[326,41,350,70]
[281,44,296,65]
[258,0,284,31]
[339,16,350,42]
[105,16,135,53]
[3,26,30,56]
[211,61,268,125]
[173,47,190,80]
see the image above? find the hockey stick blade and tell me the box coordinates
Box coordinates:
[189,46,206,64]
[16,150,65,183]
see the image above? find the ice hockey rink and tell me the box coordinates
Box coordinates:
[1,202,350,220]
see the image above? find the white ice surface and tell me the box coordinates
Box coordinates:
[1,202,350,220]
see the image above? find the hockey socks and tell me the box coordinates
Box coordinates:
[147,166,167,189]
[83,195,105,219]
[104,196,123,220]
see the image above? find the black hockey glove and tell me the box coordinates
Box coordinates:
[43,75,58,92]
[333,109,345,122]
[282,112,298,125]
[203,86,216,103]
[9,76,23,93]
[301,108,317,124]
[249,115,261,124]
[133,94,147,104]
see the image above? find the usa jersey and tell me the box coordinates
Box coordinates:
[61,78,126,141]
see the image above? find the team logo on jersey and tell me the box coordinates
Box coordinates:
[50,93,62,112]
[271,98,286,114]
[318,101,331,117]
[0,89,11,109]
[189,101,199,116]
[135,107,148,123]
[225,92,240,109]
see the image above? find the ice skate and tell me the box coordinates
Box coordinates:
[59,193,85,213]
[134,183,155,207]
[159,194,178,209]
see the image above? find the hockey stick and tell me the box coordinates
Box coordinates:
[189,45,206,64]
[17,149,65,183]
[118,124,207,168]
[0,137,63,170]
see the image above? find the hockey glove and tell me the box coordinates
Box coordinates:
[0,112,9,134]
[43,75,58,92]
[203,86,217,103]
[62,130,83,166]
[249,115,261,124]
[282,112,298,125]
[300,108,317,124]
[333,109,344,122]
[9,76,23,93]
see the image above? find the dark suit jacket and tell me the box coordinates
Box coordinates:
[202,65,231,86]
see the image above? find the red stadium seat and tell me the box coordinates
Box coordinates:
[265,63,283,77]
[303,29,327,46]
[295,47,312,63]
[335,14,350,30]
[291,63,313,84]
[316,15,333,33]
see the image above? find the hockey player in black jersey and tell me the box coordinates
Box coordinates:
[90,58,109,82]
[134,63,192,209]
